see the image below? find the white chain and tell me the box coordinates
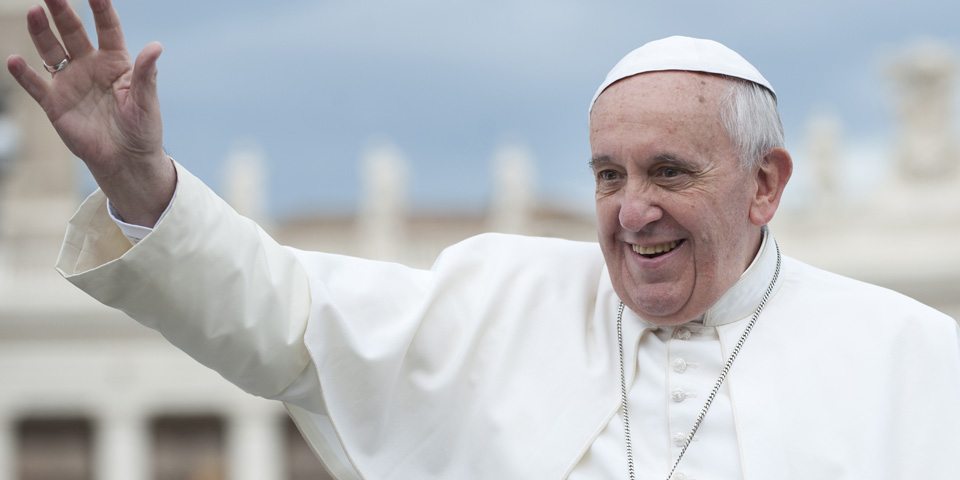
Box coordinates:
[617,242,781,480]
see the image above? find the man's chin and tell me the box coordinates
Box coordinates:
[640,313,700,327]
[624,294,699,326]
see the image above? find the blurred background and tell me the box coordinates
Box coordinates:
[0,0,958,478]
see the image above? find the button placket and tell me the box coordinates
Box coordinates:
[666,325,722,477]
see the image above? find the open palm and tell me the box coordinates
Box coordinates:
[7,0,174,226]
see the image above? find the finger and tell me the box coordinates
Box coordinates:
[89,0,127,53]
[44,0,95,59]
[6,55,51,105]
[130,42,163,108]
[26,6,70,70]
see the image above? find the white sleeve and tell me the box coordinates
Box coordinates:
[57,161,312,399]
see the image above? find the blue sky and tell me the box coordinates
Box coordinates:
[81,0,960,219]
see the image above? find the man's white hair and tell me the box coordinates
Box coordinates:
[721,79,785,170]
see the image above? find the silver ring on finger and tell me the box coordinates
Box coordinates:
[43,57,69,73]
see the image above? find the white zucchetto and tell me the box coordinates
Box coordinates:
[590,36,775,113]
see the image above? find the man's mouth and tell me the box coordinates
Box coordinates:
[632,240,683,258]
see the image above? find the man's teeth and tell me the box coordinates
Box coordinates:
[632,241,679,256]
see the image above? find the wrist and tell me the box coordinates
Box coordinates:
[101,154,177,227]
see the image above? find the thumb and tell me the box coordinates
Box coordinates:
[130,41,163,109]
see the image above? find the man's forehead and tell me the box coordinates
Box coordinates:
[589,36,773,114]
[590,71,732,123]
[589,72,736,160]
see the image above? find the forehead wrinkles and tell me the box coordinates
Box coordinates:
[594,73,728,119]
[590,72,733,156]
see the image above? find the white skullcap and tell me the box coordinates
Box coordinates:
[589,36,775,113]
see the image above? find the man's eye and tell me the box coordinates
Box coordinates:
[659,167,685,178]
[662,168,680,177]
[597,170,621,181]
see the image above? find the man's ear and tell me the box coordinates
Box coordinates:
[749,147,793,226]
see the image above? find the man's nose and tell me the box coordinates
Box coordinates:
[618,186,663,232]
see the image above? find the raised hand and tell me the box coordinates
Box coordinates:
[6,0,175,227]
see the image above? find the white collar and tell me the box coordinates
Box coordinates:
[701,227,782,327]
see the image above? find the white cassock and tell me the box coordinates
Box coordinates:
[57,163,960,479]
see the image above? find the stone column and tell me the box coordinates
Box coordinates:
[358,137,408,262]
[227,403,284,480]
[0,1,82,275]
[223,141,271,231]
[95,408,149,480]
[889,41,959,181]
[489,141,535,234]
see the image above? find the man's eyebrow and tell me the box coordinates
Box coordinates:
[652,154,699,170]
[588,154,700,170]
[588,155,614,170]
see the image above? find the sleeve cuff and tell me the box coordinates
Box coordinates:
[106,188,176,245]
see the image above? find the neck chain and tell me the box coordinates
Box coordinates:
[617,242,781,480]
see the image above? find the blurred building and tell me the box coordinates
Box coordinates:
[0,2,958,478]
[771,40,960,321]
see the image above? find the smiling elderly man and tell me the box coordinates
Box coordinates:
[8,0,960,478]
[590,67,790,328]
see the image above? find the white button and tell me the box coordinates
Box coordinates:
[676,327,692,340]
[672,358,688,373]
[671,388,695,403]
[672,432,698,447]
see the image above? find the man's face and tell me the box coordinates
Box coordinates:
[590,71,763,325]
